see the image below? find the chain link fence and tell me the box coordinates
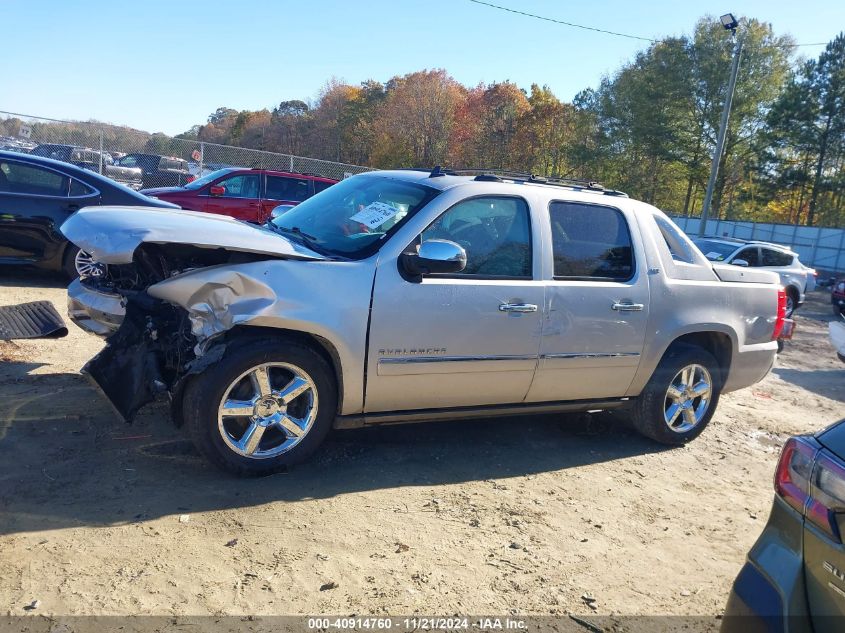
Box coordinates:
[0,111,372,190]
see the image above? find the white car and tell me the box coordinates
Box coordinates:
[693,237,813,316]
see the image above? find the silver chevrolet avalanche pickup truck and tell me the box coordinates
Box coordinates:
[63,169,786,475]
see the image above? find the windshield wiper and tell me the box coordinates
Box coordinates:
[269,224,330,255]
[278,225,318,241]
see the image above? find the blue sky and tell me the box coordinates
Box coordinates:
[1,0,840,135]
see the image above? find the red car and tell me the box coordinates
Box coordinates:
[140,168,338,224]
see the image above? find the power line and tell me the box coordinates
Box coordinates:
[468,0,830,48]
[467,0,656,42]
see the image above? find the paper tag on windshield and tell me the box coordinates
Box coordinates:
[705,251,723,260]
[350,202,399,229]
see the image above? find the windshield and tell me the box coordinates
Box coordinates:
[693,239,740,261]
[270,175,440,258]
[183,168,240,190]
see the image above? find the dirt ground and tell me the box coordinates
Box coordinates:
[1,269,843,621]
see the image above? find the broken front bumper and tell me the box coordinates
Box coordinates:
[67,278,126,337]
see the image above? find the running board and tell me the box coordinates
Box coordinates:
[334,398,631,430]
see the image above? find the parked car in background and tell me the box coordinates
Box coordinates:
[140,167,338,223]
[831,321,845,363]
[693,236,811,316]
[722,418,845,633]
[117,153,194,189]
[0,150,178,278]
[0,136,37,153]
[832,279,845,316]
[64,169,784,475]
[30,143,143,190]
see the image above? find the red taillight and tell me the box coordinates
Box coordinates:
[186,175,196,183]
[775,437,816,513]
[772,287,787,340]
[775,436,845,542]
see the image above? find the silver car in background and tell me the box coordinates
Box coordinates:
[693,237,814,316]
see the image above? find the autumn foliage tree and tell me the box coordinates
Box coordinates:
[6,16,843,227]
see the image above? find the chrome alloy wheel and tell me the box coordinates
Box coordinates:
[663,363,713,433]
[217,362,318,459]
[75,249,107,277]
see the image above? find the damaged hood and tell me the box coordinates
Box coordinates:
[61,206,326,264]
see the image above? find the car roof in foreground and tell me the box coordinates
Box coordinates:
[816,418,845,462]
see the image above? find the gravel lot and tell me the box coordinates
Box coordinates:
[1,269,843,622]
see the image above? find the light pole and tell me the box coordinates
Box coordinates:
[698,13,743,236]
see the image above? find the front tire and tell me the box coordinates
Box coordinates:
[62,244,106,279]
[630,344,721,445]
[182,336,337,476]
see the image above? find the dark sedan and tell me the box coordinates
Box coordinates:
[722,418,845,633]
[0,150,178,278]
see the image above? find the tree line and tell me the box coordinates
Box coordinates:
[2,16,843,227]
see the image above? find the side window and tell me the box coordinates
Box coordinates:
[266,176,309,202]
[762,248,793,267]
[550,201,634,281]
[0,161,69,196]
[69,179,95,197]
[421,196,532,278]
[218,174,259,198]
[735,247,759,266]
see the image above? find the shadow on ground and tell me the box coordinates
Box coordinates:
[0,267,67,290]
[0,361,668,536]
[771,367,845,402]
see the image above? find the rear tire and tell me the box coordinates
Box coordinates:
[182,336,337,476]
[785,288,799,318]
[630,344,721,446]
[61,244,80,279]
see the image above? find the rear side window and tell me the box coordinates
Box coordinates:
[549,201,634,281]
[314,180,334,194]
[0,161,69,196]
[69,179,95,197]
[266,176,309,202]
[762,248,793,267]
[735,247,759,266]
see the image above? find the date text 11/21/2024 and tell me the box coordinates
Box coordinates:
[306,617,528,630]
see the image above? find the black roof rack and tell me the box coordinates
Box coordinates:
[398,167,627,197]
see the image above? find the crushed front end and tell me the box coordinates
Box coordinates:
[69,244,266,422]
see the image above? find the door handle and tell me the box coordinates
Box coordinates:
[499,303,538,313]
[611,301,644,312]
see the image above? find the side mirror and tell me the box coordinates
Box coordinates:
[270,204,294,221]
[209,185,225,197]
[401,239,467,276]
[732,258,749,267]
